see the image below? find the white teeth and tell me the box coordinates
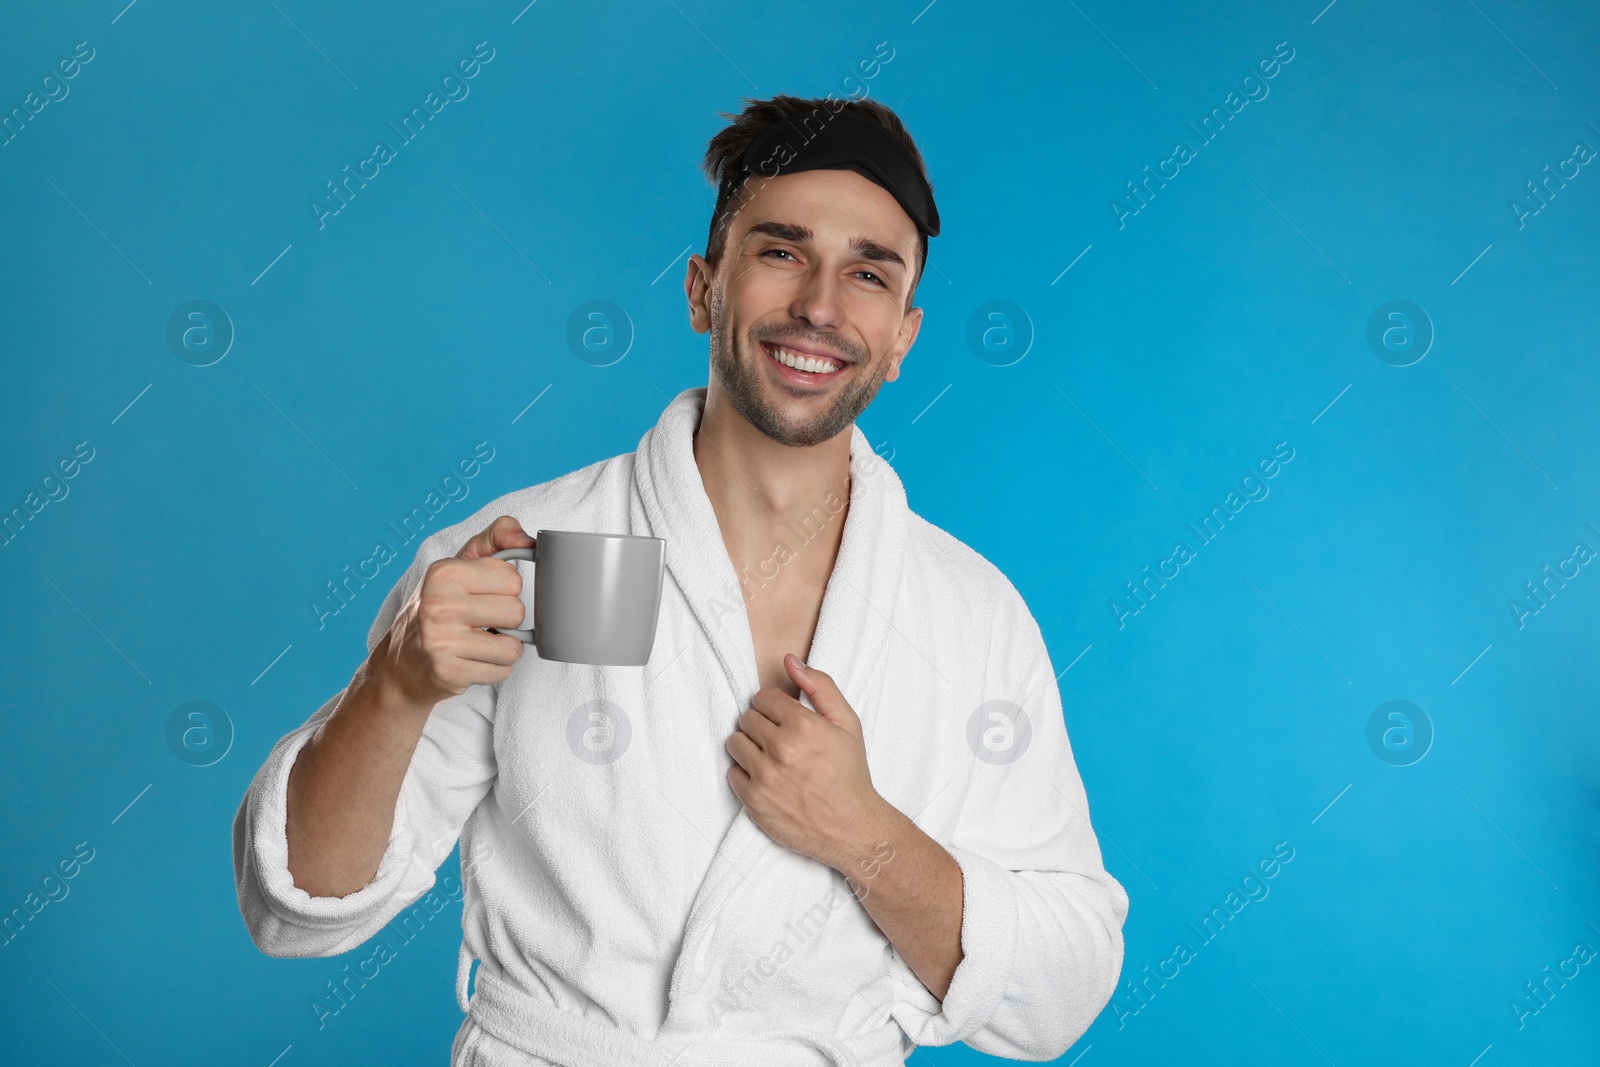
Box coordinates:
[769,345,842,374]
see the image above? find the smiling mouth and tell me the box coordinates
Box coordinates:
[760,341,850,377]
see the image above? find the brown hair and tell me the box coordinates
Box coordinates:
[699,95,932,310]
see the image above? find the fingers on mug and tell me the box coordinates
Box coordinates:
[489,546,537,643]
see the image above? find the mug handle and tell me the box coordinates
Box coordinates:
[489,546,537,644]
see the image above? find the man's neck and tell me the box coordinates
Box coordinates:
[693,385,855,692]
[693,388,853,524]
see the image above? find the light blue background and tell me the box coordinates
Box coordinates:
[3,1,1597,1064]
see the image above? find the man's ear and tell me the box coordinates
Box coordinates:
[885,305,923,383]
[685,254,713,335]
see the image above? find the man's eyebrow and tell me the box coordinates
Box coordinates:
[744,220,907,272]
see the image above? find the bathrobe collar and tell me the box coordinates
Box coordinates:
[630,386,911,717]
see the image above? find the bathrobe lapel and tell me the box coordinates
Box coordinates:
[630,388,911,1029]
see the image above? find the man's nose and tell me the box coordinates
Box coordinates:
[790,265,844,331]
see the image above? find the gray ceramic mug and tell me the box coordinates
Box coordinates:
[490,530,666,666]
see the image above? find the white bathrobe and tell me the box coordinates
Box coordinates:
[233,387,1128,1066]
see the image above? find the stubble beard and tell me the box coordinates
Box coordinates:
[706,280,888,449]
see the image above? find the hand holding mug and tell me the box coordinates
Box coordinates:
[376,515,538,708]
[375,515,667,710]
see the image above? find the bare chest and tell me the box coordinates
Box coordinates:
[743,572,830,694]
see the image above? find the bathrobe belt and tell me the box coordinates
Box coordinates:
[467,966,910,1067]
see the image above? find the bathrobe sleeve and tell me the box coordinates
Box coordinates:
[232,529,499,958]
[887,577,1129,1060]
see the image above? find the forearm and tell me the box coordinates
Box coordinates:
[832,802,965,1001]
[285,634,437,898]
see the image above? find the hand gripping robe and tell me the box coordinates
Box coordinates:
[233,387,1128,1066]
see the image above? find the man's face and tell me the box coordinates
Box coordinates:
[687,168,924,448]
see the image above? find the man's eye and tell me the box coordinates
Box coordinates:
[857,271,885,287]
[763,249,796,261]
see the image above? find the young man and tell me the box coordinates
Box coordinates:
[234,95,1127,1065]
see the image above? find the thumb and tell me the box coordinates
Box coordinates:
[785,655,858,730]
[457,514,537,561]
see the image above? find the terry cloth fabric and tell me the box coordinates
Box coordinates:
[232,387,1128,1065]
